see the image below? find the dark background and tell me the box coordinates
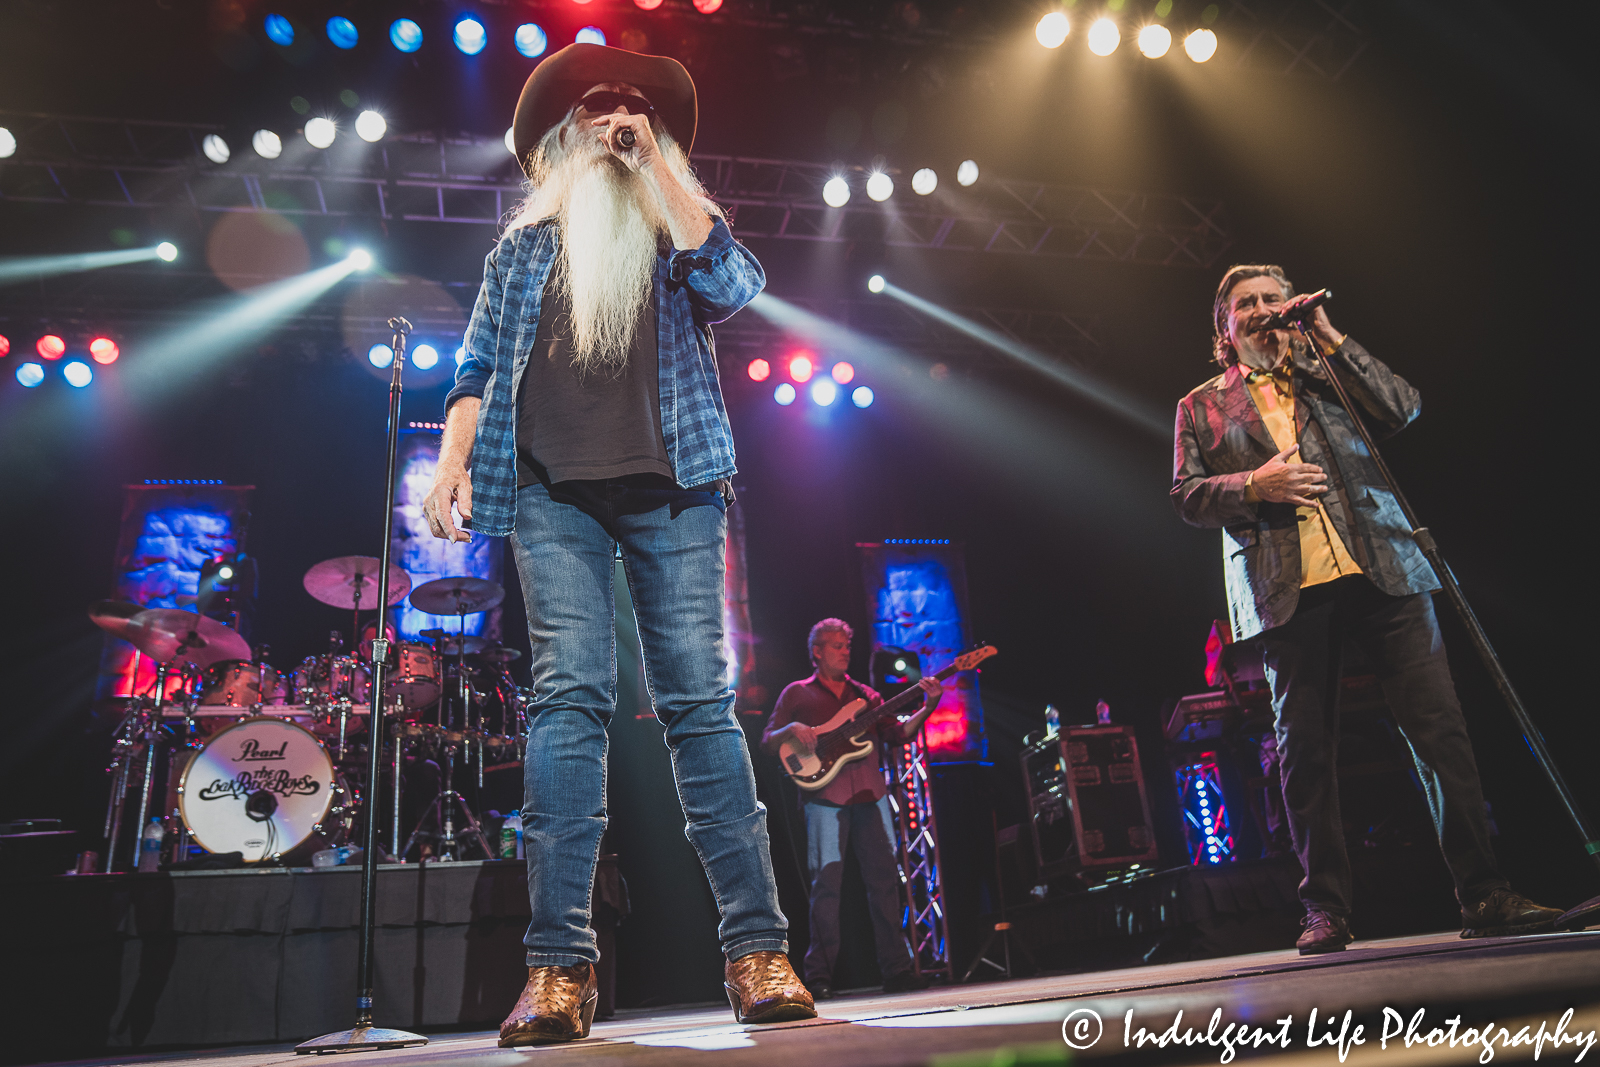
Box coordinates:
[1,0,1594,1011]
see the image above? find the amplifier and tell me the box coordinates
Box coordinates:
[1163,690,1240,743]
[1021,724,1159,876]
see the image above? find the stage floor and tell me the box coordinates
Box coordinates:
[41,930,1599,1067]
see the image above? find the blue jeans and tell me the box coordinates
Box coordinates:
[802,796,912,983]
[510,477,788,966]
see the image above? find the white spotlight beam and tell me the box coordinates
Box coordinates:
[876,280,1167,437]
[0,245,170,288]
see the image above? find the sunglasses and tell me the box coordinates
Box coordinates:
[576,91,656,118]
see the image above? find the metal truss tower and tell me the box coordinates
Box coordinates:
[883,735,952,980]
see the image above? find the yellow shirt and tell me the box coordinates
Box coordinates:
[1243,366,1363,588]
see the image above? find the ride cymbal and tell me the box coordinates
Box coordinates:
[304,555,412,609]
[409,576,504,616]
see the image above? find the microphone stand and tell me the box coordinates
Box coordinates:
[1292,318,1600,890]
[296,318,429,1053]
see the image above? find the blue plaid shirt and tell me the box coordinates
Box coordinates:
[445,217,764,537]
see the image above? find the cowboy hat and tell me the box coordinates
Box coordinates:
[511,43,697,177]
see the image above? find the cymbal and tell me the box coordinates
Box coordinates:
[420,630,489,656]
[88,601,145,644]
[409,576,504,616]
[470,644,522,664]
[115,608,253,668]
[304,555,411,609]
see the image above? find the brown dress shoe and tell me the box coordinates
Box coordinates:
[498,963,598,1047]
[724,951,817,1024]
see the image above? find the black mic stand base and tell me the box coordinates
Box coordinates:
[294,1027,429,1055]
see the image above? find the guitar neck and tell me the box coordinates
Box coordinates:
[854,660,961,734]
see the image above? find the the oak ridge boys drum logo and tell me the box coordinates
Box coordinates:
[196,769,323,802]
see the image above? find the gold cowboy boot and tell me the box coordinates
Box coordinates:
[724,950,817,1024]
[498,963,599,1047]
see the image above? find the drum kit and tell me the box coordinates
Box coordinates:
[90,555,526,871]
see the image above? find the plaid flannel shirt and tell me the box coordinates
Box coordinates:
[444,216,764,537]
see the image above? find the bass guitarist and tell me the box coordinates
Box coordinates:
[761,618,941,998]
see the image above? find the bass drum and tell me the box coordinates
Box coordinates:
[177,717,334,862]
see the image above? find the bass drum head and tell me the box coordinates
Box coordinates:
[179,717,334,862]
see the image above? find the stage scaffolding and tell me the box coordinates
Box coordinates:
[883,735,952,980]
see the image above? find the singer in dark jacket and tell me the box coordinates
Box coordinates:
[1172,264,1561,954]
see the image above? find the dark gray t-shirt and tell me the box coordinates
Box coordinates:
[515,274,674,488]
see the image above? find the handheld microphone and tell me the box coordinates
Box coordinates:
[1260,288,1332,331]
[617,128,636,149]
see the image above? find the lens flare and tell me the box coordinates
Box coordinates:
[411,343,439,370]
[515,24,547,57]
[454,18,487,54]
[17,363,45,387]
[90,337,120,364]
[774,383,796,406]
[852,386,875,408]
[63,360,93,387]
[368,344,394,368]
[831,361,854,384]
[747,358,770,382]
[326,17,358,49]
[810,379,838,406]
[788,354,814,382]
[36,334,65,360]
[1035,12,1070,48]
[389,19,423,53]
[264,14,294,46]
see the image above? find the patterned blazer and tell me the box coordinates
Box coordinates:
[1171,339,1439,640]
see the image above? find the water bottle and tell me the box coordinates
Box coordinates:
[1096,700,1112,725]
[1044,704,1060,738]
[501,812,523,860]
[138,818,164,872]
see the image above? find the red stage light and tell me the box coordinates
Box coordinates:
[634,0,664,8]
[693,0,723,11]
[36,334,65,360]
[0,334,10,358]
[788,353,814,383]
[747,358,770,382]
[831,361,855,384]
[90,337,120,365]
[570,0,594,5]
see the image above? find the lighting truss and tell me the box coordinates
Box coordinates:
[0,114,1231,268]
[1222,0,1370,81]
[883,736,952,980]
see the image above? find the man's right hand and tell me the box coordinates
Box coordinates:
[1251,445,1328,507]
[424,464,474,542]
[784,723,817,752]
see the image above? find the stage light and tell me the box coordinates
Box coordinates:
[572,0,595,4]
[390,18,423,53]
[326,16,358,49]
[411,344,440,369]
[852,386,874,408]
[355,110,387,142]
[866,171,893,202]
[17,363,44,388]
[575,26,606,45]
[156,242,178,262]
[788,353,813,382]
[956,159,979,186]
[694,0,723,12]
[454,17,486,54]
[515,23,548,57]
[746,358,770,382]
[217,564,235,581]
[1035,11,1070,48]
[305,117,336,149]
[504,127,517,155]
[1138,24,1172,57]
[36,335,65,360]
[90,337,120,364]
[774,382,796,406]
[911,168,937,195]
[867,274,885,294]
[0,334,8,358]
[63,360,93,387]
[368,343,394,368]
[811,379,838,406]
[1184,28,1217,62]
[1088,19,1120,55]
[456,346,467,366]
[264,14,294,46]
[347,249,373,270]
[822,176,850,207]
[831,361,854,384]
[252,130,282,159]
[635,0,664,8]
[201,134,230,164]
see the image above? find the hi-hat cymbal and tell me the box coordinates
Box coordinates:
[304,555,412,609]
[114,608,253,668]
[409,576,504,616]
[420,630,490,656]
[470,643,522,664]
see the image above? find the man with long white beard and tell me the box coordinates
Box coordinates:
[423,44,813,1045]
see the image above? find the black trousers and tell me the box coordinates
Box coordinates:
[1251,576,1507,917]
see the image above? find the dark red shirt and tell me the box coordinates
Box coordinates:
[765,673,918,806]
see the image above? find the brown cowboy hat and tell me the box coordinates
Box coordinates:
[511,43,697,177]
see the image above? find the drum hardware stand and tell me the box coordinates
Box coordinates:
[400,735,492,862]
[1285,312,1600,896]
[961,812,1035,982]
[390,706,404,862]
[297,316,427,1053]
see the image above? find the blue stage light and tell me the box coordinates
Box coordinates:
[389,19,423,53]
[17,362,45,388]
[326,17,359,49]
[852,386,874,408]
[411,344,439,370]
[454,17,486,54]
[63,360,93,388]
[515,23,547,57]
[264,14,294,46]
[575,26,606,46]
[368,344,394,368]
[455,346,468,366]
[774,382,796,406]
[810,379,838,406]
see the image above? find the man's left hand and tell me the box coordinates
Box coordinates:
[917,677,943,712]
[1309,306,1343,351]
[592,113,659,174]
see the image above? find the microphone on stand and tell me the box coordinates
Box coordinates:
[1260,288,1332,331]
